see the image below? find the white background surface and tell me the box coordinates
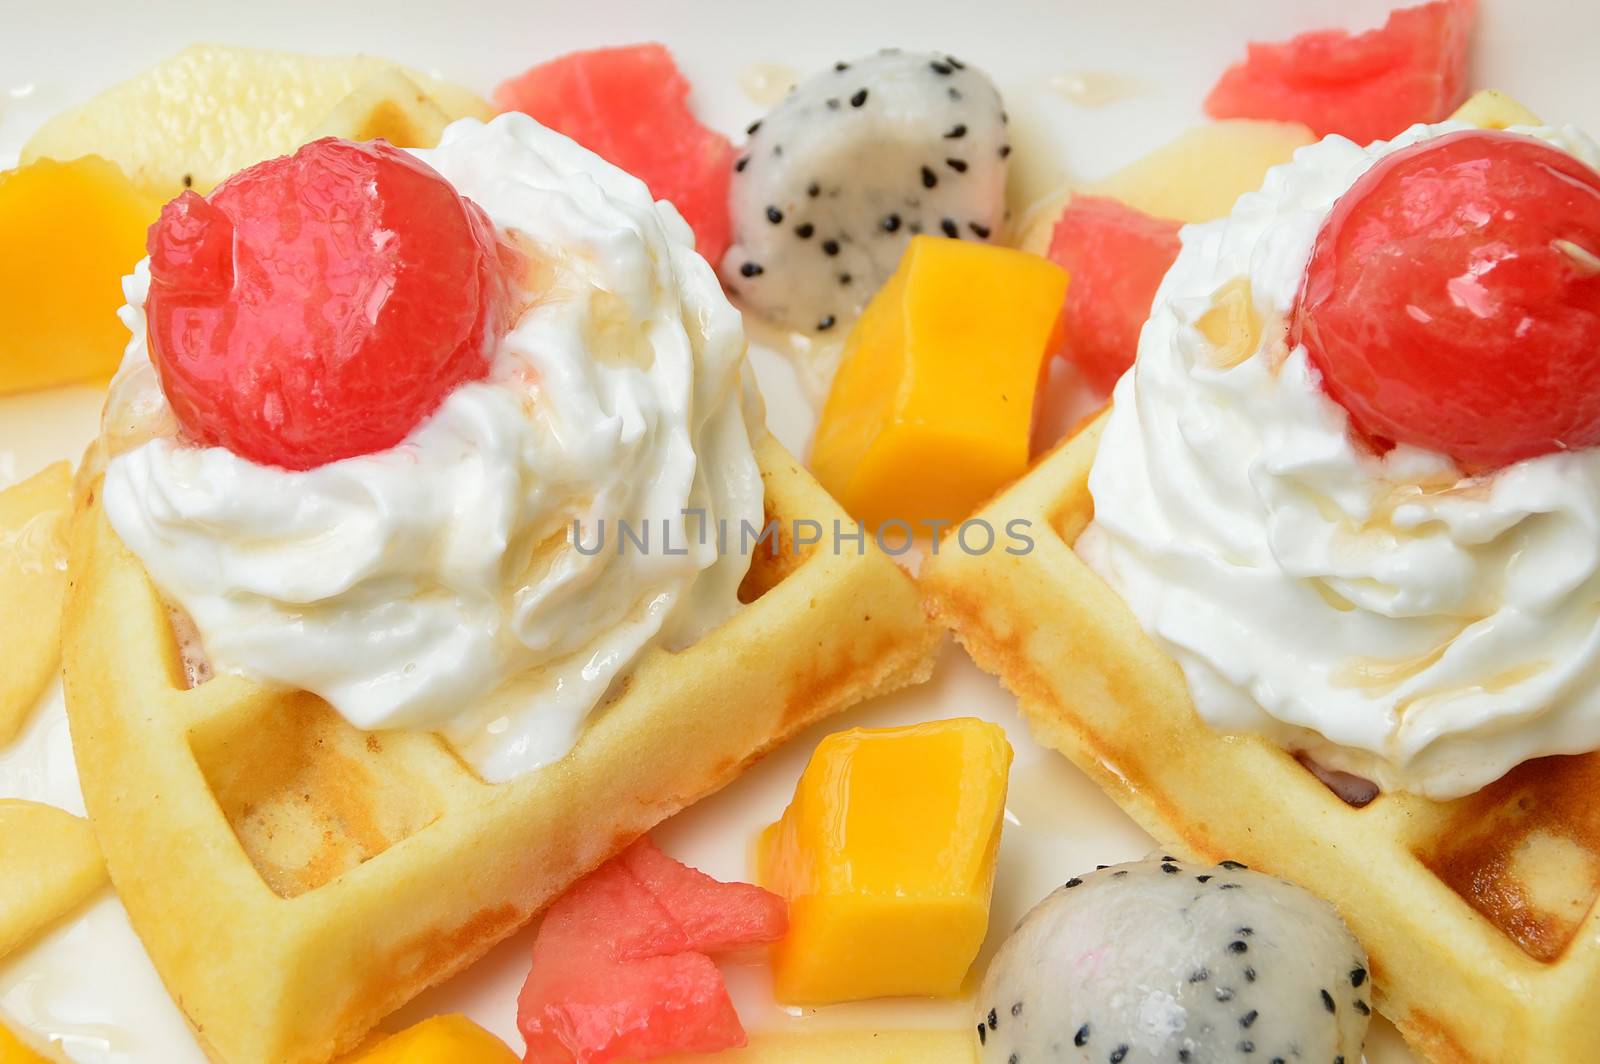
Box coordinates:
[3,0,1598,1060]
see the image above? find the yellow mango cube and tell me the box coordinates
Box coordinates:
[340,1015,518,1064]
[811,237,1067,529]
[0,1021,52,1063]
[758,718,1013,1004]
[0,157,158,396]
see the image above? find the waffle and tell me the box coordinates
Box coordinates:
[925,414,1600,1064]
[62,431,939,1064]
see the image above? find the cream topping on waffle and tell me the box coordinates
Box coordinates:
[101,114,765,782]
[1081,120,1600,800]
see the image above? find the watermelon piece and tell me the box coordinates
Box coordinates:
[618,832,788,955]
[525,951,742,1064]
[494,44,735,264]
[1204,0,1477,146]
[517,838,787,1064]
[1044,196,1183,396]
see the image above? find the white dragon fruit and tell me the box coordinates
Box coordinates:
[721,49,1009,334]
[977,857,1371,1064]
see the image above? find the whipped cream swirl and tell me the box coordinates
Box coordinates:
[103,114,764,782]
[1081,121,1600,799]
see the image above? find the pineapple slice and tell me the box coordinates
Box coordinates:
[1016,118,1314,255]
[314,69,456,147]
[0,800,106,962]
[1016,99,1543,257]
[1450,90,1543,130]
[1083,118,1314,224]
[22,45,494,201]
[0,462,73,744]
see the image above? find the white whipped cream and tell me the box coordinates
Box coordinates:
[102,114,764,782]
[1081,121,1600,800]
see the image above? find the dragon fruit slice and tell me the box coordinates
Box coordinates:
[722,49,1008,334]
[977,857,1372,1064]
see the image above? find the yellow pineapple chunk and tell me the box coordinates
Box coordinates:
[0,800,106,962]
[1450,90,1543,130]
[1087,118,1315,224]
[1017,119,1315,255]
[22,45,494,201]
[313,69,456,147]
[0,462,73,742]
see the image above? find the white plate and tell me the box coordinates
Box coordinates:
[4,1,1598,1060]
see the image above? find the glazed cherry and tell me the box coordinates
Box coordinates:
[1294,130,1600,471]
[145,138,505,470]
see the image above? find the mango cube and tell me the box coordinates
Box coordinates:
[758,718,1013,1004]
[0,1021,52,1063]
[0,157,158,395]
[340,1015,518,1064]
[811,237,1067,528]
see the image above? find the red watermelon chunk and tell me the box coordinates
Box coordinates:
[523,947,741,1064]
[618,832,788,955]
[1045,196,1183,396]
[495,44,736,264]
[517,838,787,1064]
[1204,0,1477,146]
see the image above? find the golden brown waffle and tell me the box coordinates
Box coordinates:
[925,415,1600,1064]
[63,431,939,1064]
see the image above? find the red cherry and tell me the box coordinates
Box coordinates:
[146,138,506,470]
[1294,130,1600,471]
